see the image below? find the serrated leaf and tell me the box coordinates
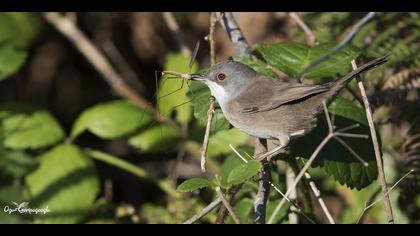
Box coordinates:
[291,97,378,189]
[207,128,249,158]
[234,56,278,77]
[188,81,230,133]
[71,100,153,139]
[227,160,261,185]
[256,42,360,80]
[25,144,100,224]
[128,124,181,153]
[158,53,196,124]
[0,12,43,49]
[0,102,65,150]
[0,44,28,81]
[177,178,210,192]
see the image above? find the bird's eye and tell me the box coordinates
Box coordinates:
[216,73,226,81]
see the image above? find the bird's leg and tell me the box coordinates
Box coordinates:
[255,135,290,161]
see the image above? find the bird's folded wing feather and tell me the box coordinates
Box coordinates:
[237,79,329,114]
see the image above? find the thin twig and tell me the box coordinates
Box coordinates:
[229,145,316,224]
[215,187,241,224]
[304,172,335,224]
[209,12,218,66]
[352,60,394,224]
[101,39,146,94]
[334,136,369,166]
[199,13,219,172]
[219,12,274,224]
[200,96,215,172]
[268,103,370,223]
[215,184,242,224]
[162,12,191,56]
[42,12,179,130]
[356,169,414,223]
[183,198,222,224]
[286,166,299,224]
[294,12,376,81]
[220,12,252,58]
[289,12,316,45]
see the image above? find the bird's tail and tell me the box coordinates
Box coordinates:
[329,55,389,93]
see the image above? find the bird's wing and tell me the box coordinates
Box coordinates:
[237,79,329,114]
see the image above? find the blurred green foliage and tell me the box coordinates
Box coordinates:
[0,12,418,224]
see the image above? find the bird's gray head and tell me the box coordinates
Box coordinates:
[191,60,258,104]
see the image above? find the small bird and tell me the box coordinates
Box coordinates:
[189,55,388,161]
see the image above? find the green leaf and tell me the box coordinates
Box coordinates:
[0,185,28,223]
[291,97,378,189]
[220,147,254,188]
[226,198,254,224]
[177,178,210,192]
[206,128,249,158]
[158,53,196,124]
[0,150,37,178]
[0,12,43,49]
[234,56,278,77]
[25,144,100,224]
[128,124,181,153]
[0,102,65,150]
[266,199,291,224]
[227,160,261,185]
[255,42,360,80]
[328,97,368,125]
[188,81,230,133]
[71,100,153,139]
[0,44,28,81]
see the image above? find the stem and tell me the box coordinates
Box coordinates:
[294,12,376,81]
[200,96,215,172]
[220,12,252,58]
[86,149,179,199]
[352,60,394,224]
[162,12,191,56]
[183,198,222,224]
[42,12,180,131]
[215,187,241,224]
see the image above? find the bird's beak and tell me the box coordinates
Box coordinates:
[190,72,207,81]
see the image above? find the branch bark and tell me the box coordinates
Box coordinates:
[253,139,270,224]
[220,12,252,58]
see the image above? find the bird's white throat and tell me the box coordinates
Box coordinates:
[206,81,230,104]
